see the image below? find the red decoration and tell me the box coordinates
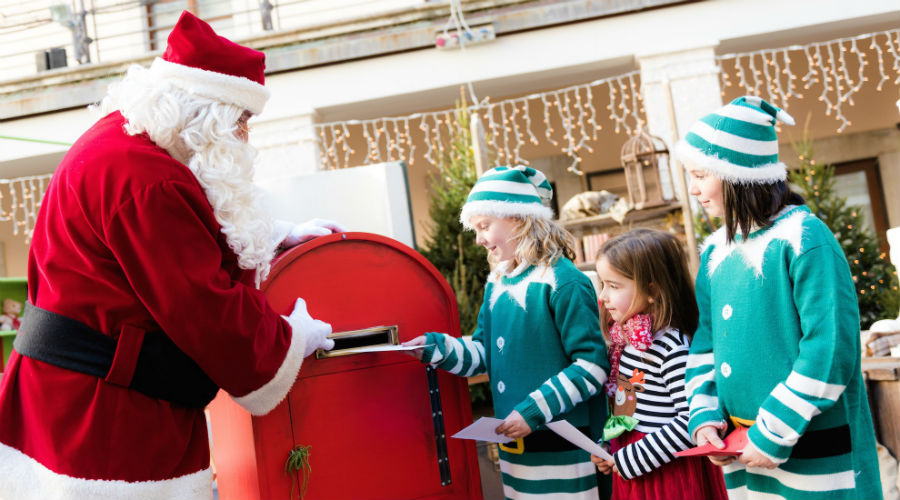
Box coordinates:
[605,313,654,396]
[208,233,483,500]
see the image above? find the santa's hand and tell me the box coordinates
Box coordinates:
[282,298,334,358]
[280,219,346,248]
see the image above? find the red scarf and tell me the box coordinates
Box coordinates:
[605,313,654,396]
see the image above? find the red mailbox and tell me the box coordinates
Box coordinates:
[208,232,483,500]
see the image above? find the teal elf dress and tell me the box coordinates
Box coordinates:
[685,205,881,500]
[421,257,610,500]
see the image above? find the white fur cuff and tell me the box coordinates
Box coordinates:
[231,326,305,416]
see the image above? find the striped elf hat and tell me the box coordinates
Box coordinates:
[674,95,795,184]
[460,165,554,229]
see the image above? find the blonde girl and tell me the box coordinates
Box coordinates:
[405,165,611,500]
[591,228,727,500]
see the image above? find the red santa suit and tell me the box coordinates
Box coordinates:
[0,13,303,500]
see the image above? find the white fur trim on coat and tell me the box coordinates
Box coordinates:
[674,140,787,185]
[460,200,554,229]
[149,58,270,114]
[231,323,305,415]
[0,442,213,500]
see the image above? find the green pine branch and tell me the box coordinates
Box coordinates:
[789,128,899,328]
[419,91,492,403]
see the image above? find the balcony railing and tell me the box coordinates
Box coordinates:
[0,0,426,83]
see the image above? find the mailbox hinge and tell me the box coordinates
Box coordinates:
[426,365,452,487]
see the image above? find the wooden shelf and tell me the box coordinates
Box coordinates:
[560,201,681,233]
[562,201,683,267]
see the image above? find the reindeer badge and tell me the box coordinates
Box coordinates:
[613,370,646,417]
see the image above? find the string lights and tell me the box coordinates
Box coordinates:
[717,29,900,133]
[0,174,53,242]
[315,71,645,174]
[316,28,898,173]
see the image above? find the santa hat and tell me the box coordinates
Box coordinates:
[148,11,270,114]
[674,95,794,184]
[460,165,554,229]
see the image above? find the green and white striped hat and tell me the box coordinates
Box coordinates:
[674,95,795,184]
[460,165,554,229]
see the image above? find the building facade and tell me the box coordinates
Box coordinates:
[0,0,897,276]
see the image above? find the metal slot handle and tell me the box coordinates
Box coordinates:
[315,325,399,359]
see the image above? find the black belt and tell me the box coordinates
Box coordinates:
[791,424,852,459]
[727,420,852,459]
[13,304,219,408]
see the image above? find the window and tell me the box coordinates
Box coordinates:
[144,0,234,51]
[833,158,889,252]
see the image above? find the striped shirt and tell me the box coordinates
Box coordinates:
[612,328,694,480]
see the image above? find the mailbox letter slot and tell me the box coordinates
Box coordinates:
[315,325,399,359]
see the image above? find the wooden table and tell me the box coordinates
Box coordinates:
[863,356,900,460]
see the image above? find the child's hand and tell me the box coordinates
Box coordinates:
[738,439,777,469]
[494,410,532,439]
[401,336,428,360]
[591,455,616,475]
[695,425,735,466]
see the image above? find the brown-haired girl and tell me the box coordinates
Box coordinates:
[679,95,881,499]
[591,228,727,500]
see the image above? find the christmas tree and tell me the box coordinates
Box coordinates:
[789,133,899,328]
[420,92,491,400]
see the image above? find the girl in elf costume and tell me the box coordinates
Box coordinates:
[405,165,611,500]
[590,228,728,500]
[678,95,882,499]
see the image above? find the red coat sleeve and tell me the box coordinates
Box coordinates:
[102,179,304,415]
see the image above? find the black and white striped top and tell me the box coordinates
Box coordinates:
[612,328,694,480]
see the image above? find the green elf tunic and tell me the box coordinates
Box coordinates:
[685,205,882,500]
[422,257,610,500]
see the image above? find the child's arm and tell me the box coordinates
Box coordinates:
[591,454,616,475]
[746,241,860,466]
[685,264,727,439]
[512,281,609,431]
[612,343,695,479]
[411,298,490,377]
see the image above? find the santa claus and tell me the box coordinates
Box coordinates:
[0,11,338,499]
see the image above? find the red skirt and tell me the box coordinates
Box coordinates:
[609,429,728,500]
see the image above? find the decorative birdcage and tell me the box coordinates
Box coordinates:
[619,129,674,209]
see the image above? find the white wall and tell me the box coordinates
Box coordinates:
[260,0,898,124]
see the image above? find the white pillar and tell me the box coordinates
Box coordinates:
[638,45,723,273]
[251,109,322,181]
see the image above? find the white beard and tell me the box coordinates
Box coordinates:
[186,140,276,285]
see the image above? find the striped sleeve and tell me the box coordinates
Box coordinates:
[749,244,857,463]
[420,294,489,377]
[514,359,608,428]
[513,281,609,430]
[421,332,487,377]
[686,255,726,438]
[613,338,694,479]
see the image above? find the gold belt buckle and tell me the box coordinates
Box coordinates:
[730,415,756,428]
[498,438,524,455]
